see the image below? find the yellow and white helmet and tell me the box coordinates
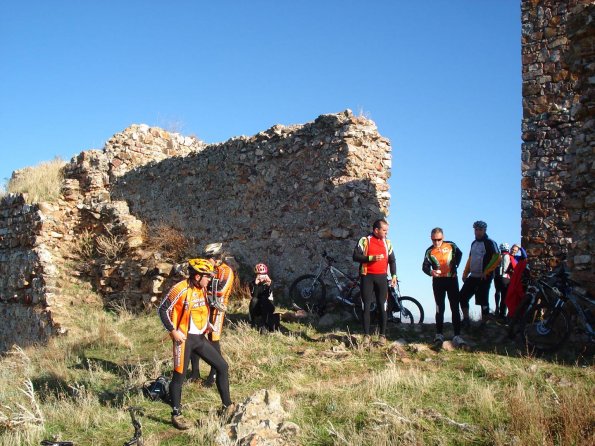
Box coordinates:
[188,258,215,276]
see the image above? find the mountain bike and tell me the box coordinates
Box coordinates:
[507,266,561,346]
[522,275,594,353]
[289,252,424,323]
[289,251,360,315]
[388,281,424,324]
[123,406,144,446]
[40,407,145,446]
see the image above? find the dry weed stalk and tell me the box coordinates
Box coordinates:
[0,379,44,432]
[96,225,127,260]
[72,228,95,260]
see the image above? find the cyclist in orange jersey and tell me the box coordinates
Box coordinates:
[158,258,233,430]
[422,227,466,348]
[188,243,235,387]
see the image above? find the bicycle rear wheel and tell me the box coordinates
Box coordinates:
[523,304,570,353]
[389,296,424,324]
[289,274,326,314]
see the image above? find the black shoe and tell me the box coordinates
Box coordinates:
[203,377,215,388]
[461,318,471,330]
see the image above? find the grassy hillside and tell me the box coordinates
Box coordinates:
[0,275,593,446]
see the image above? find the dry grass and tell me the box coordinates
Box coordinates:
[227,281,251,313]
[5,158,65,204]
[72,228,96,260]
[1,286,593,445]
[0,348,44,445]
[141,222,194,261]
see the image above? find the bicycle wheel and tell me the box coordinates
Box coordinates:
[289,274,326,313]
[390,296,424,324]
[508,292,544,342]
[523,304,570,353]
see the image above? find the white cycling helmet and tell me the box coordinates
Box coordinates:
[203,242,222,256]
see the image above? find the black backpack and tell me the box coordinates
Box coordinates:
[142,376,170,402]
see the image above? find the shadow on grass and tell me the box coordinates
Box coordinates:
[273,303,594,366]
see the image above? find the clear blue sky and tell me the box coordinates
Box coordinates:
[0,1,522,319]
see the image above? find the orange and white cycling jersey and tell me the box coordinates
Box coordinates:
[423,241,463,278]
[158,279,210,373]
[209,263,235,342]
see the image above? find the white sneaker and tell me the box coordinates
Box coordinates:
[452,335,467,348]
[433,334,445,344]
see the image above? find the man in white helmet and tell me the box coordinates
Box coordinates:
[460,221,501,328]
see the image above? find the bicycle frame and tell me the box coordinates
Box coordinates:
[329,265,358,306]
[309,254,359,307]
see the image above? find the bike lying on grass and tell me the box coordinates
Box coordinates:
[289,251,424,323]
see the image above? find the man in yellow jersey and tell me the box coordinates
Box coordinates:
[158,258,234,430]
[188,243,235,387]
[422,227,466,348]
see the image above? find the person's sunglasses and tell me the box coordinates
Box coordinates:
[431,238,443,242]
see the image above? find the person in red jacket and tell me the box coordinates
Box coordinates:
[353,218,397,347]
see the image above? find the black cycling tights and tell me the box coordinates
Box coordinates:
[189,339,220,381]
[433,277,461,336]
[361,274,388,336]
[169,333,231,412]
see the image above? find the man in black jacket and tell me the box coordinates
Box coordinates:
[460,221,501,328]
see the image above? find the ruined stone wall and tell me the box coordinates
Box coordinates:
[0,111,391,350]
[0,126,205,351]
[0,195,59,351]
[521,0,595,293]
[110,111,390,286]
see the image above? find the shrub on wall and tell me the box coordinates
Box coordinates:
[96,227,127,261]
[6,158,66,204]
[141,222,195,262]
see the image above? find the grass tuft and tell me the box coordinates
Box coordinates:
[5,158,65,203]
